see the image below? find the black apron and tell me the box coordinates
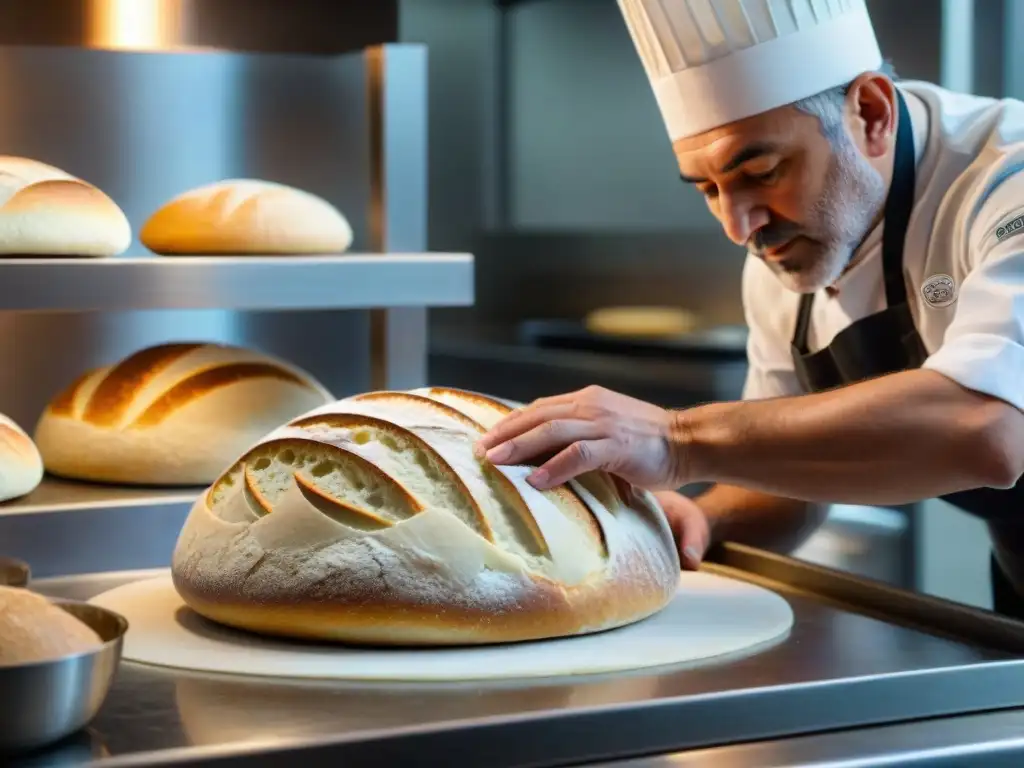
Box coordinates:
[790,91,1024,620]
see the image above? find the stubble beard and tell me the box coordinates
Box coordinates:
[764,139,887,294]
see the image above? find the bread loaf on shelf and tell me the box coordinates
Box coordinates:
[0,413,44,502]
[34,342,334,486]
[0,586,104,665]
[584,306,701,339]
[0,155,131,257]
[140,179,354,256]
[170,386,681,646]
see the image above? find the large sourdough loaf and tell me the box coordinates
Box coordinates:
[170,387,681,646]
[34,342,334,486]
[141,179,354,256]
[0,413,44,502]
[0,155,131,257]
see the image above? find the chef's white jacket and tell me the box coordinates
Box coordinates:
[742,81,1024,413]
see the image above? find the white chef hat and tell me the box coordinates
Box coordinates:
[617,0,883,141]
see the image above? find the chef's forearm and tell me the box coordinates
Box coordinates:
[679,369,1024,505]
[694,483,829,554]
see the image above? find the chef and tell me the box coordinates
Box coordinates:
[474,0,1024,617]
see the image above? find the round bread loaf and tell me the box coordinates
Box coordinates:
[170,386,681,646]
[34,342,335,486]
[0,586,103,665]
[0,413,44,503]
[0,155,131,257]
[584,306,701,339]
[140,179,354,256]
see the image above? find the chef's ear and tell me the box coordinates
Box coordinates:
[845,72,898,160]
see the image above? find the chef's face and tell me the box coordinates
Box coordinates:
[674,75,895,293]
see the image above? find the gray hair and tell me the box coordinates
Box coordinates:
[792,60,899,144]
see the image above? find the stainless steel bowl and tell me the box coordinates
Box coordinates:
[0,597,128,754]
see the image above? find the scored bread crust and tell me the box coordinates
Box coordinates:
[140,179,354,256]
[0,413,44,503]
[0,155,131,257]
[33,342,334,486]
[170,386,681,646]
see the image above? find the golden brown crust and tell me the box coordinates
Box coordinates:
[349,391,488,431]
[47,370,91,418]
[421,387,515,418]
[289,413,493,542]
[172,542,674,646]
[82,343,202,427]
[132,362,308,428]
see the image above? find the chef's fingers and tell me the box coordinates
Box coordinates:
[483,419,600,467]
[527,438,615,490]
[475,388,593,454]
[474,402,576,456]
[678,518,709,571]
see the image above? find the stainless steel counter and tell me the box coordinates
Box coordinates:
[586,709,1024,767]
[11,549,1024,768]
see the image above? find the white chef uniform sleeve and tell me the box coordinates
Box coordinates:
[922,172,1024,412]
[739,255,804,400]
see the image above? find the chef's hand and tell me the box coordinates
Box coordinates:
[473,386,686,491]
[652,490,711,571]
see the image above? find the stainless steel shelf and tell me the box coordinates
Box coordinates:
[0,477,198,519]
[0,254,474,312]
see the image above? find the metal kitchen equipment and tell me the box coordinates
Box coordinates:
[0,598,128,754]
[0,0,472,434]
[7,542,1024,767]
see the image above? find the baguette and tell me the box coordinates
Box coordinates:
[170,386,680,646]
[34,342,334,486]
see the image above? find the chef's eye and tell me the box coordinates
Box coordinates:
[698,183,719,199]
[748,166,782,185]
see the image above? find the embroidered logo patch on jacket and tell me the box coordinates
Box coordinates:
[996,213,1024,243]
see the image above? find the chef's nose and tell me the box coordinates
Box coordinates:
[719,194,770,247]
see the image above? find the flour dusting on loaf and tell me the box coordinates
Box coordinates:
[34,342,334,486]
[171,387,680,646]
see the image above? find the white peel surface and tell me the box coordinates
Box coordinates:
[89,571,795,681]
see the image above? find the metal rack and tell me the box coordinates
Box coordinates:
[0,26,473,536]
